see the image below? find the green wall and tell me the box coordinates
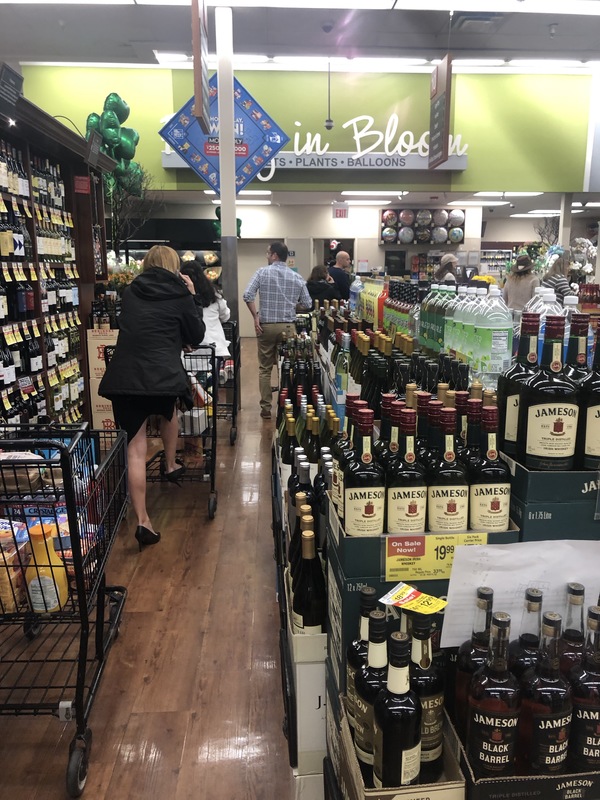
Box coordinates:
[21,65,591,194]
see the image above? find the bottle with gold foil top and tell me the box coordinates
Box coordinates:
[517,316,579,471]
[468,406,510,532]
[386,408,427,534]
[344,409,385,537]
[427,407,468,532]
[25,523,69,613]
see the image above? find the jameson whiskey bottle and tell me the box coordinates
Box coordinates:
[497,312,540,455]
[568,605,600,773]
[559,582,586,677]
[346,587,379,733]
[564,313,591,385]
[409,614,445,782]
[518,612,572,775]
[385,408,427,534]
[575,324,600,470]
[455,586,494,742]
[344,409,385,537]
[517,316,579,471]
[373,632,422,788]
[468,406,511,532]
[508,588,543,679]
[354,610,388,788]
[467,612,521,778]
[427,407,469,532]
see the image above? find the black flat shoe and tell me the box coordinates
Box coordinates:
[164,465,186,486]
[135,525,161,551]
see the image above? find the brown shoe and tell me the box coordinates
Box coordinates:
[260,410,272,419]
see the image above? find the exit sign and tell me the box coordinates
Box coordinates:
[332,202,349,219]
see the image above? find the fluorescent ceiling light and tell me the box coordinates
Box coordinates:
[452,60,506,67]
[584,202,600,207]
[212,199,271,205]
[205,0,600,12]
[154,51,189,64]
[531,209,561,214]
[509,60,585,68]
[511,213,556,218]
[341,191,403,197]
[572,202,583,207]
[208,1,393,8]
[204,189,271,196]
[344,200,391,206]
[449,200,509,207]
[474,191,544,197]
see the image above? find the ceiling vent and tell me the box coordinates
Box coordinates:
[452,14,504,35]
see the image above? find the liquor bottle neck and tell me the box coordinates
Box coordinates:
[566,332,588,367]
[358,614,370,643]
[472,603,493,645]
[520,604,542,640]
[487,630,509,673]
[538,632,561,678]
[584,629,600,671]
[540,334,564,371]
[516,332,539,366]
[387,662,411,695]
[480,429,499,461]
[367,639,388,669]
[564,600,585,638]
[411,632,433,669]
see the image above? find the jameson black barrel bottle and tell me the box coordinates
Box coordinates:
[575,324,600,470]
[508,587,543,680]
[517,316,579,471]
[385,408,427,534]
[373,632,422,788]
[467,612,521,779]
[497,312,540,455]
[346,587,379,734]
[517,612,572,775]
[560,582,586,677]
[568,606,600,773]
[468,406,511,533]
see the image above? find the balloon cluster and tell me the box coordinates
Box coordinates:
[86,93,142,198]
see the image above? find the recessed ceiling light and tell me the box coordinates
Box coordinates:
[449,200,509,206]
[212,199,271,205]
[511,213,555,218]
[204,189,271,196]
[474,191,543,197]
[341,191,402,197]
[530,209,561,214]
[344,200,392,206]
[572,202,583,207]
[585,202,600,207]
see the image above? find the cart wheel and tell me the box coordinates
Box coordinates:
[23,617,42,641]
[229,427,237,446]
[208,494,217,520]
[66,746,89,798]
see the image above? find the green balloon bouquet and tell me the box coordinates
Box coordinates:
[86,93,142,198]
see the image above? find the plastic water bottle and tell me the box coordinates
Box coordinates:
[474,286,513,389]
[349,274,364,314]
[465,287,489,368]
[537,291,565,362]
[523,287,547,313]
[563,295,593,366]
[444,285,467,353]
[454,286,477,360]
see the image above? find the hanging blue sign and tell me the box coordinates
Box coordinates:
[159,73,290,195]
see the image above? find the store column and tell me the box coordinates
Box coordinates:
[559,193,573,248]
[215,6,239,324]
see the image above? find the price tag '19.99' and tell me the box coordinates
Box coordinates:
[384,532,488,582]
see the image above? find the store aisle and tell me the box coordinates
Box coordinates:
[0,338,294,800]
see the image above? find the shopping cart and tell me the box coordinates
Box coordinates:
[104,344,219,520]
[0,422,128,797]
[219,320,240,446]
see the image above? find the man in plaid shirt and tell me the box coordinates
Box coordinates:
[244,242,311,419]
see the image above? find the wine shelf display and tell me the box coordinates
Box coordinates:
[0,94,113,427]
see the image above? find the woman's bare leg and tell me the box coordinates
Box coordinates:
[127,421,153,531]
[160,409,180,474]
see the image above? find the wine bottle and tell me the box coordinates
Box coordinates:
[409,613,445,782]
[467,612,521,778]
[568,605,600,773]
[459,398,483,470]
[559,582,586,677]
[518,612,572,775]
[354,609,388,788]
[468,406,511,532]
[286,494,308,570]
[343,408,385,537]
[508,588,543,679]
[575,324,600,470]
[281,416,299,466]
[517,316,579,471]
[291,530,326,635]
[497,312,540,456]
[346,586,379,733]
[290,511,315,595]
[427,407,468,532]
[288,460,313,538]
[385,408,427,534]
[455,586,494,742]
[373,632,422,788]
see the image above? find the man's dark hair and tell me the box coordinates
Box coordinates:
[269,241,288,262]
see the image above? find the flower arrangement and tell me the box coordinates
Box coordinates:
[569,238,597,277]
[106,250,142,295]
[471,274,498,286]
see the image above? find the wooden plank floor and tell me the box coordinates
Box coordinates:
[0,338,295,800]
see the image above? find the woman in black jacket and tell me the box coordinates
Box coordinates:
[306,265,341,304]
[99,245,205,550]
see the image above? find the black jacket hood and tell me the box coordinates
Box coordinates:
[128,267,191,302]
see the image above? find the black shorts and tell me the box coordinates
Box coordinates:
[110,395,178,442]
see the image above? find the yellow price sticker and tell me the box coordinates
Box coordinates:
[35,206,42,222]
[29,266,37,282]
[2,265,11,282]
[11,198,19,215]
[379,582,447,615]
[32,320,40,337]
[72,265,80,278]
[384,532,488,582]
[0,198,7,214]
[13,324,23,343]
[3,326,16,346]
[36,375,45,392]
[1,390,10,411]
[47,369,59,387]
[21,202,32,218]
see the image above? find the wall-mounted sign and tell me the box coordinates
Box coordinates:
[0,63,23,120]
[332,202,349,219]
[191,0,210,135]
[429,55,453,170]
[159,73,290,195]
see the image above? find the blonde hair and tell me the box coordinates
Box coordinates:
[142,245,181,275]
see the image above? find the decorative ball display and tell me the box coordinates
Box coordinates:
[448,209,465,227]
[431,226,449,244]
[382,209,398,226]
[399,209,415,226]
[378,207,465,246]
[432,209,449,226]
[448,227,464,243]
[415,209,432,228]
[397,226,415,244]
[416,229,431,243]
[382,227,397,243]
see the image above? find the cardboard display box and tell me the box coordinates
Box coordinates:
[325,660,342,785]
[86,328,119,380]
[510,494,600,541]
[89,378,115,431]
[339,701,466,800]
[501,452,599,505]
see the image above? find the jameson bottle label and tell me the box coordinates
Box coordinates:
[389,426,399,453]
[504,394,520,443]
[345,663,357,726]
[427,486,468,531]
[527,335,538,364]
[421,692,444,762]
[344,488,385,536]
[468,709,519,776]
[354,695,375,765]
[570,703,600,769]
[469,484,510,532]
[387,487,427,533]
[373,725,420,788]
[530,710,571,772]
[584,405,600,466]
[526,403,578,460]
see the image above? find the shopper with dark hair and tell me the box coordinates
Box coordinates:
[181,260,231,358]
[243,241,311,419]
[307,264,341,304]
[99,245,205,551]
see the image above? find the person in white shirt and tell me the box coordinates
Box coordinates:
[181,260,231,358]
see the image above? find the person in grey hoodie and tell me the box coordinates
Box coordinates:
[100,245,205,550]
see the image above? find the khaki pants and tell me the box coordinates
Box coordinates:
[257,323,295,413]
